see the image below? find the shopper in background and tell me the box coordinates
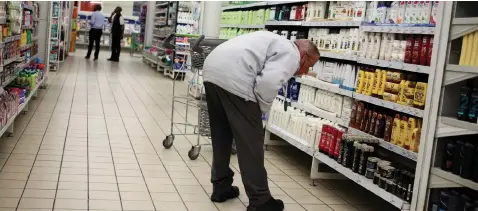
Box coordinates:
[107,6,124,62]
[85,4,104,60]
[202,31,320,211]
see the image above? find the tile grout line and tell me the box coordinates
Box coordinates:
[92,59,124,210]
[14,59,74,211]
[115,62,223,210]
[105,63,195,210]
[51,58,80,211]
[102,62,165,210]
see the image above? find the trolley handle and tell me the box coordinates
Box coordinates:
[190,35,205,54]
[162,34,176,50]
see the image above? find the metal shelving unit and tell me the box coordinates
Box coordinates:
[46,1,61,72]
[420,3,478,210]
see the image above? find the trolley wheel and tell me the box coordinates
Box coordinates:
[162,135,175,149]
[188,145,201,160]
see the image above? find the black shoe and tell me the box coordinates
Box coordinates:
[210,186,240,203]
[250,198,284,211]
[93,57,98,61]
[85,56,90,59]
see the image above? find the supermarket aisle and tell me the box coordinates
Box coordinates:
[0,51,395,211]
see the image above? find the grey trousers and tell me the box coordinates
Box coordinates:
[204,82,272,207]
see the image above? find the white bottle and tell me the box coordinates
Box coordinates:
[360,31,368,58]
[385,33,395,61]
[366,33,375,59]
[379,33,388,60]
[373,33,382,60]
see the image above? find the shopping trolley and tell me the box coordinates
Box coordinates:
[130,32,143,57]
[161,33,236,160]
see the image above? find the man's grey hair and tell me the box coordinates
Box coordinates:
[295,39,320,57]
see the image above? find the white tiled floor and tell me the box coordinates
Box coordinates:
[0,51,397,211]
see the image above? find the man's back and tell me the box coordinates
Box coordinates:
[203,31,300,106]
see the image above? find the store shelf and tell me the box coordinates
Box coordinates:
[319,51,358,62]
[353,93,424,118]
[266,124,315,156]
[265,21,302,26]
[302,20,362,27]
[222,2,267,10]
[361,25,435,35]
[19,43,32,51]
[431,168,478,190]
[143,55,159,65]
[428,174,462,189]
[435,121,478,138]
[2,56,20,67]
[0,78,43,140]
[441,116,478,133]
[356,57,431,74]
[22,25,33,30]
[446,64,478,74]
[348,127,418,161]
[314,152,411,210]
[295,77,354,97]
[220,24,265,29]
[291,102,349,127]
[156,2,169,7]
[3,35,21,43]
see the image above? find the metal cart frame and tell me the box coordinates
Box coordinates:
[161,34,235,160]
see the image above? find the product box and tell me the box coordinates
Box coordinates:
[404,1,413,24]
[430,1,439,25]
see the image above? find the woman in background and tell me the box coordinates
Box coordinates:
[108,6,124,62]
[85,4,104,60]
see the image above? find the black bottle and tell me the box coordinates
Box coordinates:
[461,143,475,179]
[452,141,464,175]
[429,190,440,211]
[458,84,472,121]
[472,146,478,182]
[468,88,478,123]
[447,191,463,211]
[439,191,449,211]
[442,140,455,172]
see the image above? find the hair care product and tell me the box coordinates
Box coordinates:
[385,82,401,94]
[452,141,464,175]
[384,115,394,142]
[397,116,408,147]
[472,146,478,182]
[469,88,478,123]
[427,36,434,66]
[379,70,387,98]
[430,1,439,25]
[391,114,401,145]
[413,82,427,109]
[461,143,475,179]
[457,84,472,121]
[442,140,455,172]
[372,69,381,97]
[374,114,385,138]
[404,35,414,63]
[411,35,422,65]
[420,36,430,66]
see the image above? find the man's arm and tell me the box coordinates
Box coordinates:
[254,43,299,113]
[120,16,125,38]
[89,13,95,26]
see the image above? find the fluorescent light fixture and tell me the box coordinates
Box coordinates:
[90,1,102,4]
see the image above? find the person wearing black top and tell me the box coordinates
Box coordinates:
[108,6,124,62]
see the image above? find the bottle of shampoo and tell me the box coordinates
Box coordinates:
[457,83,472,121]
[468,88,478,123]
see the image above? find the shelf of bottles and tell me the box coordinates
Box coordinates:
[424,2,478,211]
[48,1,61,72]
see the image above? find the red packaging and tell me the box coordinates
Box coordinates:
[350,102,358,128]
[318,125,328,152]
[323,126,331,154]
[412,35,422,65]
[427,36,434,66]
[404,35,414,63]
[420,36,430,66]
[333,130,344,159]
[296,5,303,20]
[328,127,338,156]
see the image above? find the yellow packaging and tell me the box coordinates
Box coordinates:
[413,82,428,108]
[383,92,399,102]
[365,71,375,96]
[401,98,415,106]
[406,118,417,150]
[398,117,408,148]
[372,69,381,95]
[356,69,365,93]
[391,115,401,145]
[386,71,403,83]
[378,70,387,97]
[471,31,478,67]
[362,72,370,94]
[385,82,400,94]
[398,80,410,105]
[404,86,416,98]
[460,34,470,65]
[410,128,421,152]
[465,32,474,65]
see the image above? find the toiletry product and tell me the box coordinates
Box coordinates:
[458,84,472,121]
[427,36,434,66]
[384,115,394,142]
[413,82,427,109]
[469,88,478,123]
[460,143,474,179]
[404,35,414,64]
[391,114,401,145]
[442,140,455,172]
[420,36,430,66]
[430,1,439,25]
[412,35,422,65]
[451,141,464,175]
[460,34,470,66]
